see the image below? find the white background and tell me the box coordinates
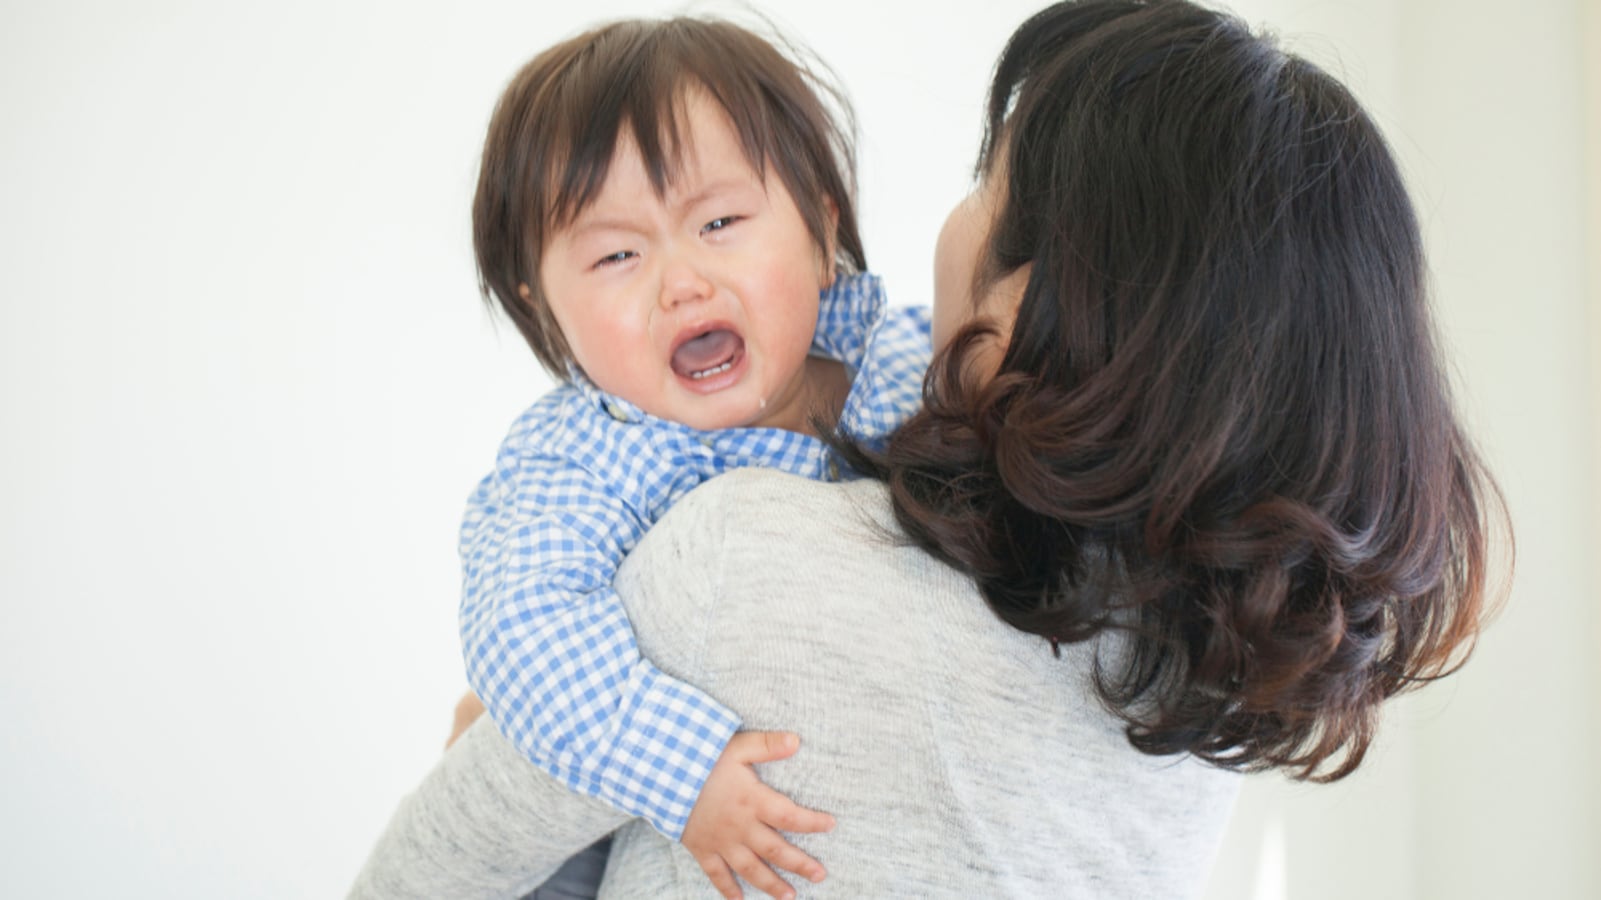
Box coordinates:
[1,1,1595,897]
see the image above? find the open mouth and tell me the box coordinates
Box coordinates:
[670,327,745,382]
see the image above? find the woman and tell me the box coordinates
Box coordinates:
[351,1,1500,897]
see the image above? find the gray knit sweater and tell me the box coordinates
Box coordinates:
[351,470,1239,899]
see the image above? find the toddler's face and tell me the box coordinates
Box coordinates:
[534,91,832,432]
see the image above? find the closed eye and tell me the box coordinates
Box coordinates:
[592,250,637,269]
[701,215,743,234]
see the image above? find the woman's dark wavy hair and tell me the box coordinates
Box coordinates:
[844,0,1508,780]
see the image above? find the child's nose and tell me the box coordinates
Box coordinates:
[657,255,713,310]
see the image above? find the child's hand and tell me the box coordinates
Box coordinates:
[445,691,486,749]
[681,731,835,900]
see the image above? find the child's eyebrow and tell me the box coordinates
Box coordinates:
[671,176,760,213]
[568,214,640,238]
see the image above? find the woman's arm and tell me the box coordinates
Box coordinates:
[349,716,627,900]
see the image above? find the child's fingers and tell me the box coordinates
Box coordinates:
[758,792,836,834]
[750,825,827,885]
[444,691,486,749]
[727,730,801,764]
[693,852,744,900]
[723,844,797,900]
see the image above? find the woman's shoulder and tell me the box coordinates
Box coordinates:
[617,468,899,606]
[679,467,889,514]
[645,469,896,553]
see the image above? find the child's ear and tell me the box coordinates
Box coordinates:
[819,196,840,288]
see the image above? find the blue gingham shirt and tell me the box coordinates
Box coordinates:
[459,272,931,839]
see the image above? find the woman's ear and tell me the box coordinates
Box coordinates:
[517,283,533,303]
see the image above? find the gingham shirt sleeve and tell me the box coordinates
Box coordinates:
[457,414,740,839]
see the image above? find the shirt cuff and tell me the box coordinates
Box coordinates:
[602,667,742,840]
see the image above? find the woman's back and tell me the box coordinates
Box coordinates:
[600,469,1239,897]
[350,470,1241,899]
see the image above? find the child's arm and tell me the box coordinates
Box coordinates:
[459,439,832,896]
[459,446,734,836]
[445,690,832,899]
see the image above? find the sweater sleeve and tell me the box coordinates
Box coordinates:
[457,427,740,839]
[347,717,628,900]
